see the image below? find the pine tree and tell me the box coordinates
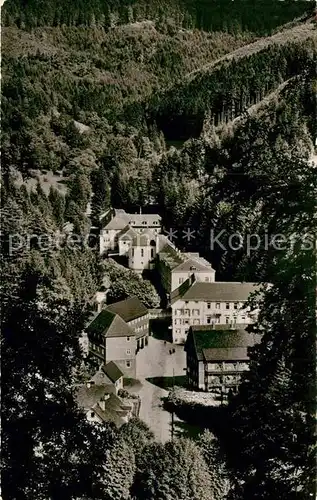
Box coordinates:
[2,271,116,499]
[101,438,136,500]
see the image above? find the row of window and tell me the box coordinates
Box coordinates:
[131,248,155,257]
[206,362,247,371]
[134,324,148,333]
[174,319,201,326]
[206,315,246,324]
[129,316,148,326]
[178,276,213,284]
[175,309,200,316]
[129,220,160,226]
[206,302,239,310]
[90,343,104,355]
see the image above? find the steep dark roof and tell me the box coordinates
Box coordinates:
[158,243,183,269]
[173,281,260,303]
[202,347,250,361]
[172,258,212,273]
[186,326,261,361]
[104,215,130,230]
[91,403,125,427]
[74,384,109,410]
[102,361,124,383]
[106,296,148,322]
[86,310,134,337]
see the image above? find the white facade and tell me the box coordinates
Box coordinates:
[171,268,216,292]
[100,209,162,256]
[128,232,169,273]
[172,299,256,344]
[100,228,121,254]
[118,237,133,256]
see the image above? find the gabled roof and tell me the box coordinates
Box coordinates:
[91,403,125,427]
[104,215,130,230]
[73,384,109,410]
[202,347,250,361]
[132,232,156,247]
[86,310,135,338]
[158,242,184,269]
[102,361,124,383]
[106,296,148,322]
[172,258,213,273]
[185,326,261,361]
[172,281,260,303]
[118,226,138,241]
[128,214,161,226]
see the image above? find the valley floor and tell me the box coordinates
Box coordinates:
[127,337,187,442]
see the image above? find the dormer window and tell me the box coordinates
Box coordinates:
[190,266,197,271]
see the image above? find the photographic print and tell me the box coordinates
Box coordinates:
[1,1,316,499]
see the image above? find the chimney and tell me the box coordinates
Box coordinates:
[139,206,142,214]
[99,394,110,411]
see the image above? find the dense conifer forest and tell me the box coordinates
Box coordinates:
[1,0,316,498]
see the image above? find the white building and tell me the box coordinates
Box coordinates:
[171,275,260,344]
[100,208,162,255]
[171,257,216,292]
[128,231,170,273]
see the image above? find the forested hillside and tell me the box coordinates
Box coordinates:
[2,0,316,498]
[3,0,313,34]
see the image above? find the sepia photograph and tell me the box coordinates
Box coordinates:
[1,0,316,499]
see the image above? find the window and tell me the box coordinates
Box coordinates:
[207,302,211,309]
[216,302,220,309]
[175,329,181,334]
[185,301,189,304]
[179,277,184,284]
[90,411,95,418]
[193,319,200,325]
[241,316,246,321]
[151,248,154,258]
[184,309,190,316]
[126,349,131,355]
[127,336,130,341]
[132,248,134,257]
[192,309,199,316]
[184,319,189,325]
[205,277,209,282]
[126,360,131,368]
[142,221,147,225]
[234,302,238,310]
[226,303,230,309]
[141,249,144,257]
[225,317,230,324]
[206,316,212,324]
